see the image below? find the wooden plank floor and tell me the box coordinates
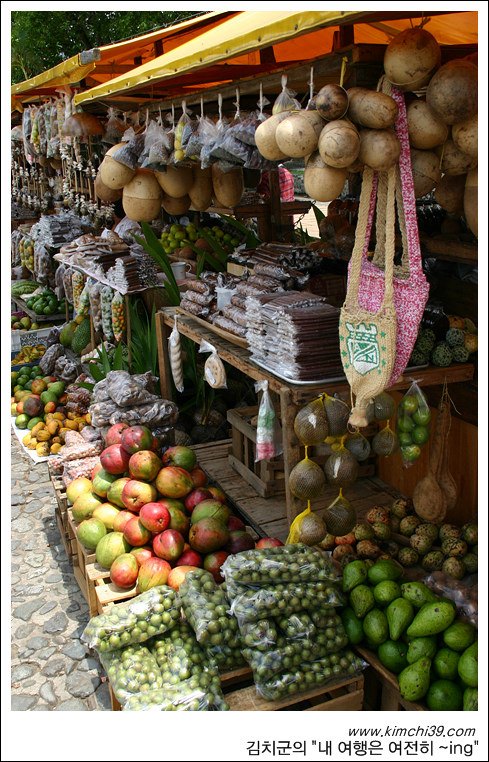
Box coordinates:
[191,440,402,542]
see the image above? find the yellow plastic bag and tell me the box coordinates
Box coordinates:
[286,504,312,545]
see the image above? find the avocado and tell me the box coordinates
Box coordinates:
[442,621,476,652]
[406,636,437,664]
[426,679,463,711]
[373,579,402,607]
[340,607,365,645]
[349,584,375,619]
[342,560,369,593]
[367,558,403,586]
[463,687,478,711]
[400,581,438,609]
[406,601,456,638]
[378,640,409,674]
[457,642,478,687]
[362,609,389,647]
[386,597,414,641]
[398,657,431,702]
[433,647,460,681]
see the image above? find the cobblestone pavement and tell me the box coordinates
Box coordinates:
[10,432,111,711]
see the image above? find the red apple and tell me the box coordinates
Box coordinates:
[190,466,207,488]
[105,422,129,446]
[123,516,152,547]
[184,488,213,514]
[208,486,226,504]
[176,549,203,568]
[121,479,157,513]
[255,537,284,549]
[153,529,185,562]
[139,502,171,533]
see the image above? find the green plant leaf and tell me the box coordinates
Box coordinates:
[217,213,261,248]
[88,361,104,382]
[133,224,180,306]
[312,202,326,226]
[76,381,94,392]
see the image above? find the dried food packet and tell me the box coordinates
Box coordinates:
[199,338,227,389]
[273,74,301,114]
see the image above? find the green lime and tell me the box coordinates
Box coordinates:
[412,407,432,425]
[378,639,409,674]
[397,415,415,433]
[412,425,430,445]
[426,679,463,711]
[398,431,413,447]
[401,444,422,463]
[433,647,460,680]
[400,396,418,414]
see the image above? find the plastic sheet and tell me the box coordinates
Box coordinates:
[81,585,181,653]
[254,379,282,462]
[240,618,278,651]
[54,355,79,384]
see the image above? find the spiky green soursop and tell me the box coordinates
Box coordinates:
[398,547,419,567]
[410,532,433,555]
[354,523,375,542]
[442,557,466,580]
[461,523,478,545]
[391,497,413,520]
[421,550,444,572]
[422,328,437,346]
[373,522,392,541]
[399,515,422,537]
[71,318,91,355]
[452,345,470,363]
[431,342,453,367]
[409,349,429,367]
[463,553,478,574]
[415,336,436,355]
[445,327,465,347]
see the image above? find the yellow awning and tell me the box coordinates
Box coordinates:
[11,11,236,103]
[74,10,478,107]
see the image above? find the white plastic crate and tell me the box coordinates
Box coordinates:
[11,326,52,351]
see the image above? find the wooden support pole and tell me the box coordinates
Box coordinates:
[155,311,174,401]
[279,386,302,526]
[124,294,132,368]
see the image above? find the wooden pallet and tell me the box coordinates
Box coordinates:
[357,647,425,711]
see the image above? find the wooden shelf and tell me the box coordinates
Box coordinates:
[11,295,69,323]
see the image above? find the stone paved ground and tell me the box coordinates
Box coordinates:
[10,432,111,711]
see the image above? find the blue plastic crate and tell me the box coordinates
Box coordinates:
[11,350,40,373]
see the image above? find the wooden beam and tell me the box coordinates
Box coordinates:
[154,39,163,57]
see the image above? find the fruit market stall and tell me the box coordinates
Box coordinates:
[11,10,479,715]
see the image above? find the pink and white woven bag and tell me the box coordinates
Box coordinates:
[348,84,430,388]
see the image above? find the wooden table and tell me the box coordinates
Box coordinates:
[155,307,475,525]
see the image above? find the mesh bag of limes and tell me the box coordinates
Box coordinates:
[221,544,367,701]
[82,586,229,710]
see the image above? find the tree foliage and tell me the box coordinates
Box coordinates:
[11,10,205,84]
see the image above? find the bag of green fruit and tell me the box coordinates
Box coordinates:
[396,379,432,468]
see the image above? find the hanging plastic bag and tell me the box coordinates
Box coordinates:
[254,380,282,461]
[111,291,125,342]
[101,285,114,340]
[199,338,227,389]
[173,101,192,163]
[168,314,184,392]
[272,74,301,114]
[396,379,432,467]
[89,281,104,333]
[103,106,125,144]
[77,277,92,317]
[71,270,85,313]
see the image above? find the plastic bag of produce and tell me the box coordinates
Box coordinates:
[229,580,346,624]
[105,370,159,407]
[222,543,340,590]
[173,101,193,163]
[103,106,125,144]
[424,571,478,628]
[88,281,104,333]
[240,618,278,651]
[254,380,282,461]
[122,681,216,711]
[77,278,92,318]
[168,315,184,393]
[244,632,335,682]
[101,285,114,340]
[61,456,101,485]
[39,344,65,375]
[81,585,181,653]
[112,132,146,169]
[100,643,162,704]
[276,612,317,641]
[199,338,227,389]
[151,622,229,709]
[140,118,171,170]
[272,74,301,114]
[72,271,85,314]
[199,116,220,170]
[203,642,246,672]
[255,648,367,701]
[396,380,432,468]
[179,569,241,648]
[111,291,125,342]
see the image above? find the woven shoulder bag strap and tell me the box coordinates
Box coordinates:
[344,167,375,309]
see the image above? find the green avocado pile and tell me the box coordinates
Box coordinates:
[341,558,478,710]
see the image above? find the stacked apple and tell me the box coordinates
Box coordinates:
[68,424,282,594]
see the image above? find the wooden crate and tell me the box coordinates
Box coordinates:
[357,647,425,711]
[49,469,74,561]
[67,508,96,604]
[84,562,111,618]
[227,406,286,498]
[93,576,139,615]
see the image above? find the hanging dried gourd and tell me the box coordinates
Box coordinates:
[324,438,359,488]
[322,393,350,437]
[323,490,357,536]
[373,391,397,421]
[372,421,400,456]
[288,447,326,501]
[344,431,372,462]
